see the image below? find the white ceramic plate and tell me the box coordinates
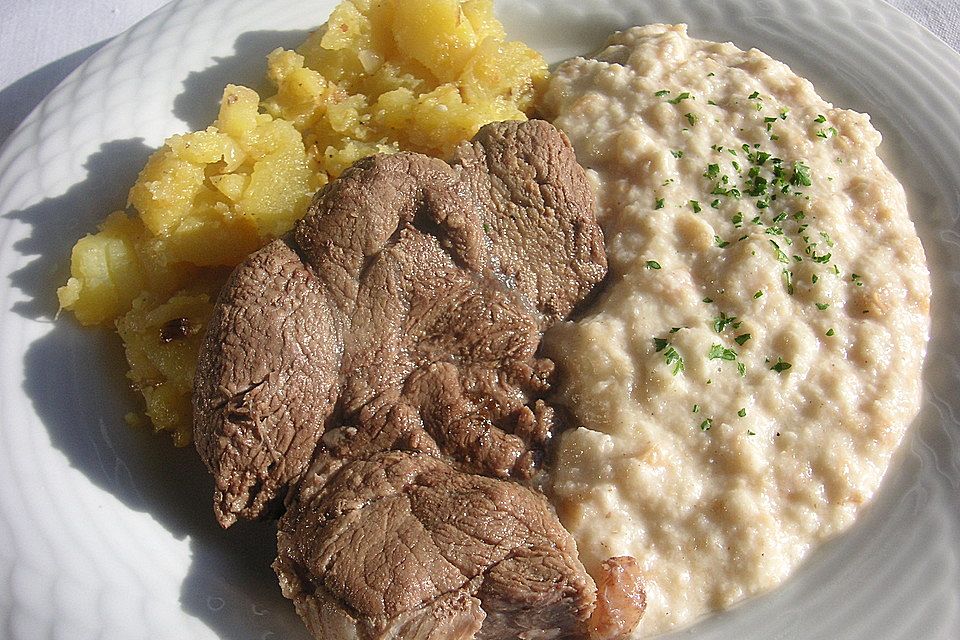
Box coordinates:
[0,1,958,638]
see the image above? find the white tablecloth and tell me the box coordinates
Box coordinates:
[0,0,958,151]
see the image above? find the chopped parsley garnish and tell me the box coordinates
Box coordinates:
[655,89,671,97]
[732,211,744,226]
[668,91,692,104]
[692,404,700,413]
[816,302,830,310]
[704,163,720,179]
[748,91,761,100]
[663,346,685,375]
[655,197,665,209]
[708,344,738,361]
[738,408,747,417]
[791,161,812,187]
[672,149,685,158]
[814,114,827,123]
[714,235,730,248]
[703,297,714,303]
[653,337,669,352]
[713,311,739,333]
[816,127,839,139]
[646,260,662,270]
[737,361,746,377]
[754,290,764,299]
[826,328,836,336]
[811,251,832,264]
[734,333,752,345]
[482,223,491,233]
[770,240,789,263]
[770,357,792,372]
[746,174,768,197]
[685,112,699,126]
[699,418,713,431]
[851,273,864,286]
[690,200,702,213]
[747,429,756,435]
[782,268,795,295]
[812,274,820,284]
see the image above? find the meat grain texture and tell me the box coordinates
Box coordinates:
[193,120,616,639]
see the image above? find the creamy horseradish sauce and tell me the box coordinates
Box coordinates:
[541,24,930,636]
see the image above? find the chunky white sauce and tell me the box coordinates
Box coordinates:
[541,24,930,636]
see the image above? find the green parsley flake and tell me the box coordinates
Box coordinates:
[738,408,747,417]
[685,112,699,126]
[655,89,671,97]
[668,91,692,104]
[738,361,746,377]
[653,337,669,352]
[655,197,665,210]
[754,290,764,299]
[671,149,684,158]
[735,333,752,345]
[851,273,864,286]
[646,260,662,270]
[699,418,713,431]
[704,163,720,179]
[693,404,700,413]
[783,268,795,295]
[791,161,812,187]
[664,346,685,375]
[708,344,738,361]
[713,311,739,333]
[690,200,702,213]
[814,114,827,123]
[770,357,792,373]
[816,302,830,310]
[826,328,836,336]
[770,240,789,264]
[714,235,730,248]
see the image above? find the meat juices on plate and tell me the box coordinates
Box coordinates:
[193,120,643,639]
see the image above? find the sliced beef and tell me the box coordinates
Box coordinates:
[275,452,596,640]
[193,119,610,639]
